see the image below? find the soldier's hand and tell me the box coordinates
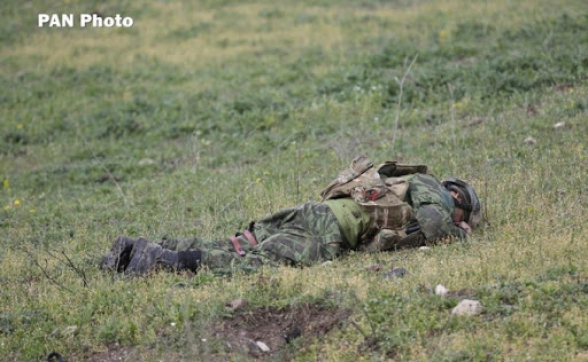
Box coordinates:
[456,221,472,234]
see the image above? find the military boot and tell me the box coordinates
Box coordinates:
[125,240,203,275]
[101,236,136,272]
[125,238,163,275]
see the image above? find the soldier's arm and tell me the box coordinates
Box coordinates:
[357,228,407,252]
[358,203,467,252]
[415,204,467,244]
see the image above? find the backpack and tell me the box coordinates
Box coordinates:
[320,155,432,239]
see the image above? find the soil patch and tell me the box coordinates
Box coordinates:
[212,301,350,359]
[90,346,136,362]
[65,344,138,362]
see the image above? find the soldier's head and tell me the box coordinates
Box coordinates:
[442,178,481,228]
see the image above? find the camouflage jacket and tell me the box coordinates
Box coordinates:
[403,173,467,242]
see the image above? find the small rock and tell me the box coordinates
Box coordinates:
[256,341,270,353]
[321,260,333,267]
[63,325,78,335]
[553,121,566,130]
[385,267,407,279]
[138,158,155,166]
[452,299,482,316]
[418,246,431,252]
[524,136,537,145]
[247,339,261,357]
[225,299,248,312]
[435,284,449,297]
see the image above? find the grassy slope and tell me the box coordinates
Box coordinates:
[1,0,588,360]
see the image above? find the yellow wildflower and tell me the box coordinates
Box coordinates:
[14,199,20,206]
[452,97,470,110]
[2,179,8,189]
[16,124,23,130]
[438,29,448,43]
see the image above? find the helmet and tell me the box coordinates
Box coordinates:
[441,178,482,228]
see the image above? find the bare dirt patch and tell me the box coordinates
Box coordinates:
[67,344,187,362]
[212,301,351,359]
[90,346,136,362]
[65,344,137,362]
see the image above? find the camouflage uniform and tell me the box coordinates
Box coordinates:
[103,158,467,275]
[405,173,466,242]
[158,202,344,274]
[155,173,462,273]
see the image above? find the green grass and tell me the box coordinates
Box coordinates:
[1,0,588,360]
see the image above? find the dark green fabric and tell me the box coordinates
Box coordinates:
[324,198,370,248]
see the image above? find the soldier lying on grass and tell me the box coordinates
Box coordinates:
[102,156,481,275]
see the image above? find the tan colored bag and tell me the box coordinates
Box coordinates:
[320,156,432,239]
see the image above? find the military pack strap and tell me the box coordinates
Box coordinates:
[243,230,258,246]
[230,230,258,256]
[376,162,431,178]
[230,236,246,256]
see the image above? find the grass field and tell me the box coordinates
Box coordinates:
[1,0,588,360]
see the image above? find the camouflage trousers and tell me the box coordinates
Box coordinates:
[160,202,344,274]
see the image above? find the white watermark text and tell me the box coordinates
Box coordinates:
[38,14,134,28]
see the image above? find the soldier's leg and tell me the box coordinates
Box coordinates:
[102,235,204,275]
[160,237,276,275]
[158,233,290,275]
[199,242,271,275]
[158,236,270,274]
[105,202,344,274]
[159,237,234,253]
[251,202,344,266]
[113,234,269,275]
